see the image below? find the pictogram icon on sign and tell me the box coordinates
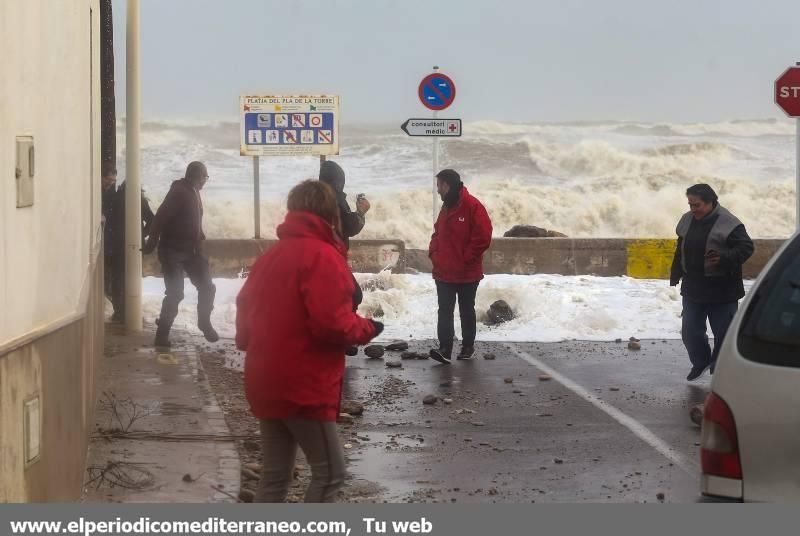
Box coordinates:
[257,114,271,127]
[301,130,314,144]
[247,130,262,144]
[274,114,288,127]
[309,114,323,127]
[292,114,306,128]
[266,130,279,144]
[318,130,332,144]
[283,130,297,144]
[418,73,456,111]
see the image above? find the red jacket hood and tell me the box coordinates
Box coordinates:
[276,211,347,257]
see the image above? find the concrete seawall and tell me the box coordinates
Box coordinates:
[143,238,786,279]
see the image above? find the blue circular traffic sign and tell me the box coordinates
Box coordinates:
[418,73,456,111]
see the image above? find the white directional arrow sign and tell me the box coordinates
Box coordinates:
[401,118,462,137]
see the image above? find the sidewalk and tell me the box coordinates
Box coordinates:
[83,322,240,503]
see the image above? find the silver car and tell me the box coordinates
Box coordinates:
[701,230,800,501]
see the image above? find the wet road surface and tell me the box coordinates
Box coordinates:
[342,339,710,503]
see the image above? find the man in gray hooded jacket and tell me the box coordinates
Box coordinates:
[670,183,754,381]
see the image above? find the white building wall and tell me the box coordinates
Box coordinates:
[0,0,100,346]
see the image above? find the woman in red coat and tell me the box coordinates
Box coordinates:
[235,180,382,503]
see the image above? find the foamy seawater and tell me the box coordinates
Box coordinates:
[117,118,796,247]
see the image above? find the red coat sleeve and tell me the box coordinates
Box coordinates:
[301,247,376,347]
[465,201,493,264]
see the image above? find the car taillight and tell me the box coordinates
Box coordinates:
[701,392,742,480]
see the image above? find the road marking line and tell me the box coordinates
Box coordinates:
[509,343,696,474]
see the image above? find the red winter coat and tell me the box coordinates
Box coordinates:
[429,187,493,283]
[235,211,377,422]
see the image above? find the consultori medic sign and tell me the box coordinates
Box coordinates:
[775,67,800,117]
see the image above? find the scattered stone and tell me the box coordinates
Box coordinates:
[690,404,704,426]
[337,413,354,425]
[182,473,194,483]
[609,387,620,392]
[416,353,430,360]
[386,341,409,352]
[238,489,255,503]
[554,458,564,464]
[364,345,385,359]
[401,351,427,360]
[512,389,522,394]
[440,381,453,388]
[341,400,364,416]
[385,361,402,368]
[483,353,497,360]
[629,336,640,342]
[503,224,567,238]
[471,421,486,427]
[487,300,515,325]
[443,398,453,405]
[343,443,353,449]
[244,463,262,474]
[504,378,514,384]
[615,338,622,343]
[628,341,642,351]
[241,468,260,481]
[656,492,665,502]
[538,374,552,381]
[536,413,553,417]
[423,395,438,405]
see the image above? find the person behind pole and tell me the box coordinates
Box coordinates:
[319,160,371,354]
[101,166,117,304]
[670,184,754,381]
[108,180,155,322]
[143,161,218,347]
[235,180,383,503]
[428,169,493,364]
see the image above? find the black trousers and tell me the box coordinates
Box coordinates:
[436,281,480,352]
[157,248,216,330]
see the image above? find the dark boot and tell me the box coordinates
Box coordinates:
[456,346,475,360]
[197,283,219,343]
[154,318,172,348]
[429,347,452,365]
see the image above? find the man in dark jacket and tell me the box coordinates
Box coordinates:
[428,169,493,364]
[319,160,370,356]
[670,184,754,381]
[101,166,117,302]
[319,160,370,306]
[108,181,155,322]
[319,160,370,250]
[143,161,218,347]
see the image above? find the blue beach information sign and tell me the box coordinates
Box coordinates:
[239,95,340,156]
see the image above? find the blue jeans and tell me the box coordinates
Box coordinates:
[681,297,738,370]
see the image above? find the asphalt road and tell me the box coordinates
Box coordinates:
[341,338,709,503]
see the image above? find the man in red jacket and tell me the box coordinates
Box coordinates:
[428,169,493,364]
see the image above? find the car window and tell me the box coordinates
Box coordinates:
[738,234,800,367]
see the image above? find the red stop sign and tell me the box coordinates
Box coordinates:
[775,67,800,117]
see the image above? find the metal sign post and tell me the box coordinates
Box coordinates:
[253,156,260,239]
[774,62,800,230]
[417,67,457,227]
[432,109,438,226]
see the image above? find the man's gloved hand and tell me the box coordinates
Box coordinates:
[142,236,158,254]
[370,320,384,338]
